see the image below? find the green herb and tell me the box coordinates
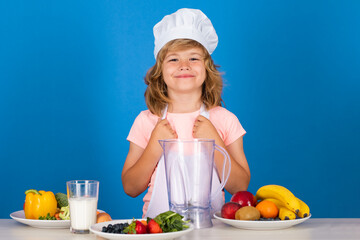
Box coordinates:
[38,213,56,220]
[153,211,189,232]
[123,218,137,234]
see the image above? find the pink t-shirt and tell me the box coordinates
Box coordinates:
[126,106,246,216]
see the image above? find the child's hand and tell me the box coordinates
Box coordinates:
[192,115,220,140]
[151,119,178,141]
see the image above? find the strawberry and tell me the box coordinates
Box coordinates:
[135,221,148,234]
[147,219,163,233]
[124,220,148,234]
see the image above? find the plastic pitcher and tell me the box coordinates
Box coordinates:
[159,139,231,228]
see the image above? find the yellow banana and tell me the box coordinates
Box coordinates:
[255,185,300,214]
[279,207,297,220]
[265,198,286,208]
[297,198,310,218]
[264,198,296,220]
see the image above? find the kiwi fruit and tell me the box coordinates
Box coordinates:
[235,206,261,220]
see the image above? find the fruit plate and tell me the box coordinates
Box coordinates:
[10,210,70,228]
[90,219,194,240]
[213,211,311,230]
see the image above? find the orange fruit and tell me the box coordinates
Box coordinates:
[255,200,279,218]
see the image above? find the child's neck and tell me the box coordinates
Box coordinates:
[168,96,202,113]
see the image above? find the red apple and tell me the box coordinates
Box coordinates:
[230,191,256,207]
[221,202,241,219]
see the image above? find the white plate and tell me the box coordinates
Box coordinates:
[10,210,70,228]
[213,211,311,230]
[90,219,194,240]
[10,209,104,229]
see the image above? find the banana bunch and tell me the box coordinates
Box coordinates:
[255,185,310,220]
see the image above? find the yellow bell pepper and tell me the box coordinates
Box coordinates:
[24,189,58,219]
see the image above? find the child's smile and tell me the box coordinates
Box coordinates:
[174,74,196,78]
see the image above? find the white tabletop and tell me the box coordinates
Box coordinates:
[1,218,360,240]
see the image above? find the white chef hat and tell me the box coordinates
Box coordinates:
[153,8,218,59]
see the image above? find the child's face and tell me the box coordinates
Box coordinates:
[162,47,206,96]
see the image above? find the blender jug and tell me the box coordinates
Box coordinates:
[159,139,231,228]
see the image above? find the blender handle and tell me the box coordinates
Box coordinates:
[211,144,231,200]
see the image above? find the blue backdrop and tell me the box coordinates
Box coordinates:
[1,0,359,219]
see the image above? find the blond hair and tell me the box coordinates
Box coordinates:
[144,39,223,116]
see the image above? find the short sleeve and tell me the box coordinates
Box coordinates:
[210,107,246,146]
[223,111,246,146]
[127,111,156,149]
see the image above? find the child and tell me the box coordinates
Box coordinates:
[122,8,250,218]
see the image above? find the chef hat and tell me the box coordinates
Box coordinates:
[153,8,218,59]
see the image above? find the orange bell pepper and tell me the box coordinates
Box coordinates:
[24,189,57,219]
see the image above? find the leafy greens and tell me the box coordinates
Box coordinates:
[152,211,189,232]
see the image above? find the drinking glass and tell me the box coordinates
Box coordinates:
[67,180,99,233]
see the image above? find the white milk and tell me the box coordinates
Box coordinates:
[69,197,98,230]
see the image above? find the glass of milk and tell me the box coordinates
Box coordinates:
[67,180,99,234]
